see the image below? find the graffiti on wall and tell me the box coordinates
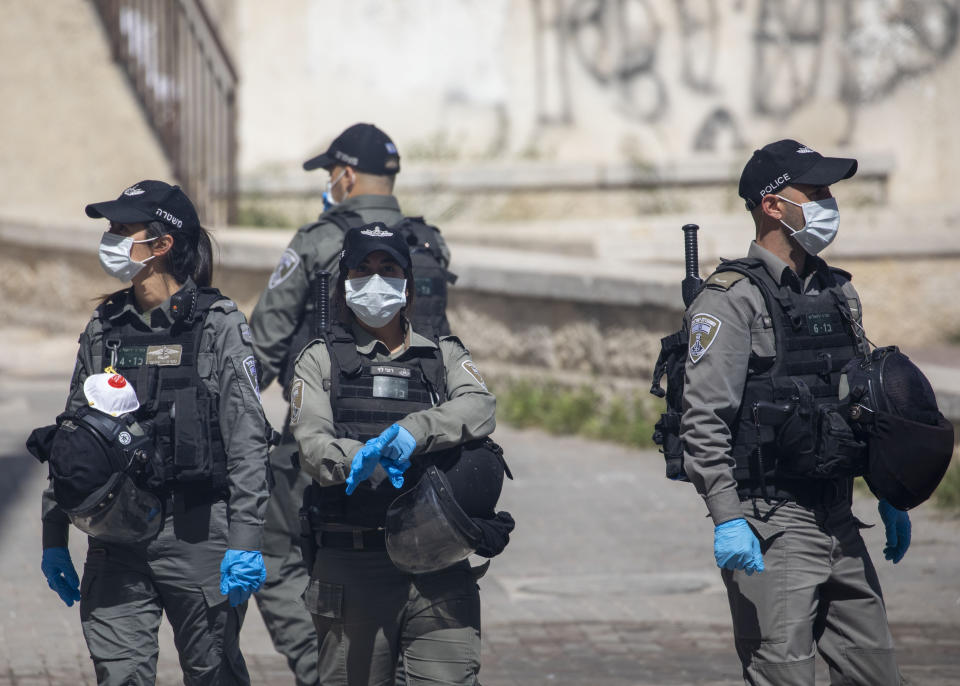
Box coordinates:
[531,0,959,149]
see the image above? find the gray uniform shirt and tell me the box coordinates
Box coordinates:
[250,195,449,390]
[42,279,271,550]
[289,323,495,487]
[680,241,866,526]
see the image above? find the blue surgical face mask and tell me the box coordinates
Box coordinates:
[775,195,840,256]
[345,274,407,328]
[98,232,157,282]
[322,169,347,212]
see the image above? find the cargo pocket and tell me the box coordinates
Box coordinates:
[303,580,343,619]
[726,516,787,645]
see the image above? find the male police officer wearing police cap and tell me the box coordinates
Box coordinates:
[250,124,449,685]
[681,140,912,685]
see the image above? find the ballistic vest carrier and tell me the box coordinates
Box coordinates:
[303,323,456,529]
[652,258,866,500]
[723,259,865,498]
[94,286,229,493]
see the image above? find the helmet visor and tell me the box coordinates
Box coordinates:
[68,472,162,543]
[385,467,480,574]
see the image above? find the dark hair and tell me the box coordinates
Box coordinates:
[144,221,215,287]
[333,260,415,327]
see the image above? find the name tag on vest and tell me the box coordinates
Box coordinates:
[370,366,412,379]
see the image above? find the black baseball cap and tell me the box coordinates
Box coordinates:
[340,223,411,270]
[738,139,858,210]
[85,180,201,235]
[303,123,401,175]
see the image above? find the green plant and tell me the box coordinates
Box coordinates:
[235,204,293,229]
[495,380,660,450]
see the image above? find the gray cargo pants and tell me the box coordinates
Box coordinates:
[254,438,319,686]
[304,548,481,686]
[724,498,900,685]
[79,500,250,686]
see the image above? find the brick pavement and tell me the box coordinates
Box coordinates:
[1,329,959,685]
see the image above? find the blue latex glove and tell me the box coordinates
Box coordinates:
[345,442,385,495]
[219,550,266,607]
[41,547,82,607]
[377,424,415,489]
[714,518,764,575]
[878,499,911,564]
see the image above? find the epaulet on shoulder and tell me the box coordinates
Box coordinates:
[704,271,748,291]
[208,297,238,314]
[438,334,464,349]
[297,219,326,235]
[294,337,327,365]
[830,266,853,282]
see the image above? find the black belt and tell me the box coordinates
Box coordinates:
[739,478,853,507]
[315,529,386,550]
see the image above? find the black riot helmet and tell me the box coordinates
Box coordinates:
[385,439,515,574]
[28,400,163,544]
[840,347,955,510]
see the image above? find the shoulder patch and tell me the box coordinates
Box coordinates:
[289,378,305,425]
[269,248,301,289]
[705,271,747,290]
[239,323,253,345]
[242,355,261,401]
[461,360,487,390]
[688,312,723,364]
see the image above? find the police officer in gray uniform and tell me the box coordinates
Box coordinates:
[38,181,270,685]
[681,141,912,685]
[291,224,499,685]
[250,123,450,686]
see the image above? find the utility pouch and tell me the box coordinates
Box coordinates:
[773,377,865,479]
[172,388,212,481]
[812,407,866,478]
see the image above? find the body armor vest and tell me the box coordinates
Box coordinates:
[278,212,455,393]
[95,287,228,494]
[720,259,865,498]
[304,324,458,529]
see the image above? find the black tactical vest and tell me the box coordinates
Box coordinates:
[95,287,229,493]
[304,324,458,529]
[719,259,865,498]
[278,212,455,393]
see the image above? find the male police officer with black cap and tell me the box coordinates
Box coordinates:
[249,123,450,685]
[680,140,910,685]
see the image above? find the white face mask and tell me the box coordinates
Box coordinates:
[98,231,157,282]
[775,195,840,256]
[345,274,407,328]
[322,169,347,212]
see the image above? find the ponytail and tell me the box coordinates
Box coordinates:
[145,221,216,287]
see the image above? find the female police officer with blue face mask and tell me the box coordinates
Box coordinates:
[38,180,270,685]
[290,222,511,686]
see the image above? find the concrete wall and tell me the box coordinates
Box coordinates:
[0,0,174,222]
[235,0,960,208]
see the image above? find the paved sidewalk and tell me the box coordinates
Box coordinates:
[1,328,958,685]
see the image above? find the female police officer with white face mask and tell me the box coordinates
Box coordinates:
[38,180,270,685]
[290,223,508,685]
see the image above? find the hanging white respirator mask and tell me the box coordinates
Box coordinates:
[345,274,407,328]
[322,170,347,212]
[98,232,158,282]
[775,195,840,256]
